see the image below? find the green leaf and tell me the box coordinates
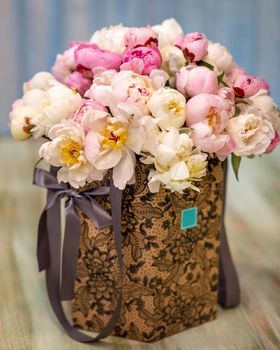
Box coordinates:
[231,154,241,181]
[197,60,214,71]
[234,106,241,116]
[221,80,230,88]
[217,72,224,84]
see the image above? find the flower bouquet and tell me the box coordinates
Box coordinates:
[9,18,279,343]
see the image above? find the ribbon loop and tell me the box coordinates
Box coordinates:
[33,167,114,300]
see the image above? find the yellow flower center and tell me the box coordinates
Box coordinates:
[101,122,128,149]
[187,159,207,179]
[207,107,220,128]
[241,119,259,144]
[60,139,82,166]
[167,100,184,114]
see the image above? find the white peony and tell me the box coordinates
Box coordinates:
[160,45,186,87]
[39,119,103,188]
[249,89,280,131]
[141,128,208,193]
[23,71,58,93]
[10,105,34,141]
[90,24,129,55]
[152,18,183,48]
[204,42,233,74]
[226,111,274,156]
[89,70,168,115]
[30,85,82,137]
[92,107,155,190]
[147,87,186,130]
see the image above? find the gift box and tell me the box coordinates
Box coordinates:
[72,158,228,342]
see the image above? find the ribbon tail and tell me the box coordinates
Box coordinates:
[218,159,241,308]
[60,199,81,301]
[78,196,112,229]
[37,208,50,271]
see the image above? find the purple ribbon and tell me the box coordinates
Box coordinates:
[33,166,124,343]
[33,167,113,300]
[218,159,241,308]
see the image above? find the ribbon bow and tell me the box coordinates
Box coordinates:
[33,166,124,343]
[33,167,113,300]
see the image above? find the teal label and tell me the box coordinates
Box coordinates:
[181,207,197,230]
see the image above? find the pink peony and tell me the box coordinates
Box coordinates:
[65,71,92,95]
[124,27,158,49]
[226,63,246,84]
[218,87,235,102]
[258,77,270,92]
[52,45,77,82]
[121,45,162,75]
[72,99,108,124]
[175,32,208,62]
[233,74,263,97]
[185,93,235,156]
[265,130,280,153]
[176,66,218,97]
[74,43,122,71]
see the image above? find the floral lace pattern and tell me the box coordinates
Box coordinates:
[72,158,224,342]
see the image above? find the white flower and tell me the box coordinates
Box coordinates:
[89,70,168,115]
[39,119,103,188]
[226,111,275,156]
[249,89,280,131]
[160,45,186,87]
[31,85,82,137]
[85,69,118,106]
[147,88,186,130]
[10,105,34,141]
[23,71,58,93]
[85,104,155,189]
[141,128,208,193]
[90,24,129,55]
[152,18,183,48]
[204,42,233,74]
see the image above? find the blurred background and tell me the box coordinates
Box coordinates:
[1,0,280,135]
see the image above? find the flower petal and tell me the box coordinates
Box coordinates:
[169,161,190,180]
[95,148,122,170]
[113,148,136,189]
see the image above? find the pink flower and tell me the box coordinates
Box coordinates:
[233,74,262,97]
[65,71,92,95]
[185,93,235,156]
[176,66,218,97]
[265,130,280,153]
[258,77,270,92]
[72,99,108,124]
[74,43,122,71]
[121,45,162,75]
[124,27,158,49]
[52,46,76,82]
[175,32,208,62]
[218,87,235,102]
[226,63,246,84]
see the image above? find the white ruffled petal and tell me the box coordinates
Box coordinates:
[112,148,135,189]
[94,148,122,170]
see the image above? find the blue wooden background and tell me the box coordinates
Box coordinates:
[1,0,280,135]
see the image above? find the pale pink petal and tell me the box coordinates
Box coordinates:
[84,131,100,163]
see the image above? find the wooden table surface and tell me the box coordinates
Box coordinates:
[0,137,280,350]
